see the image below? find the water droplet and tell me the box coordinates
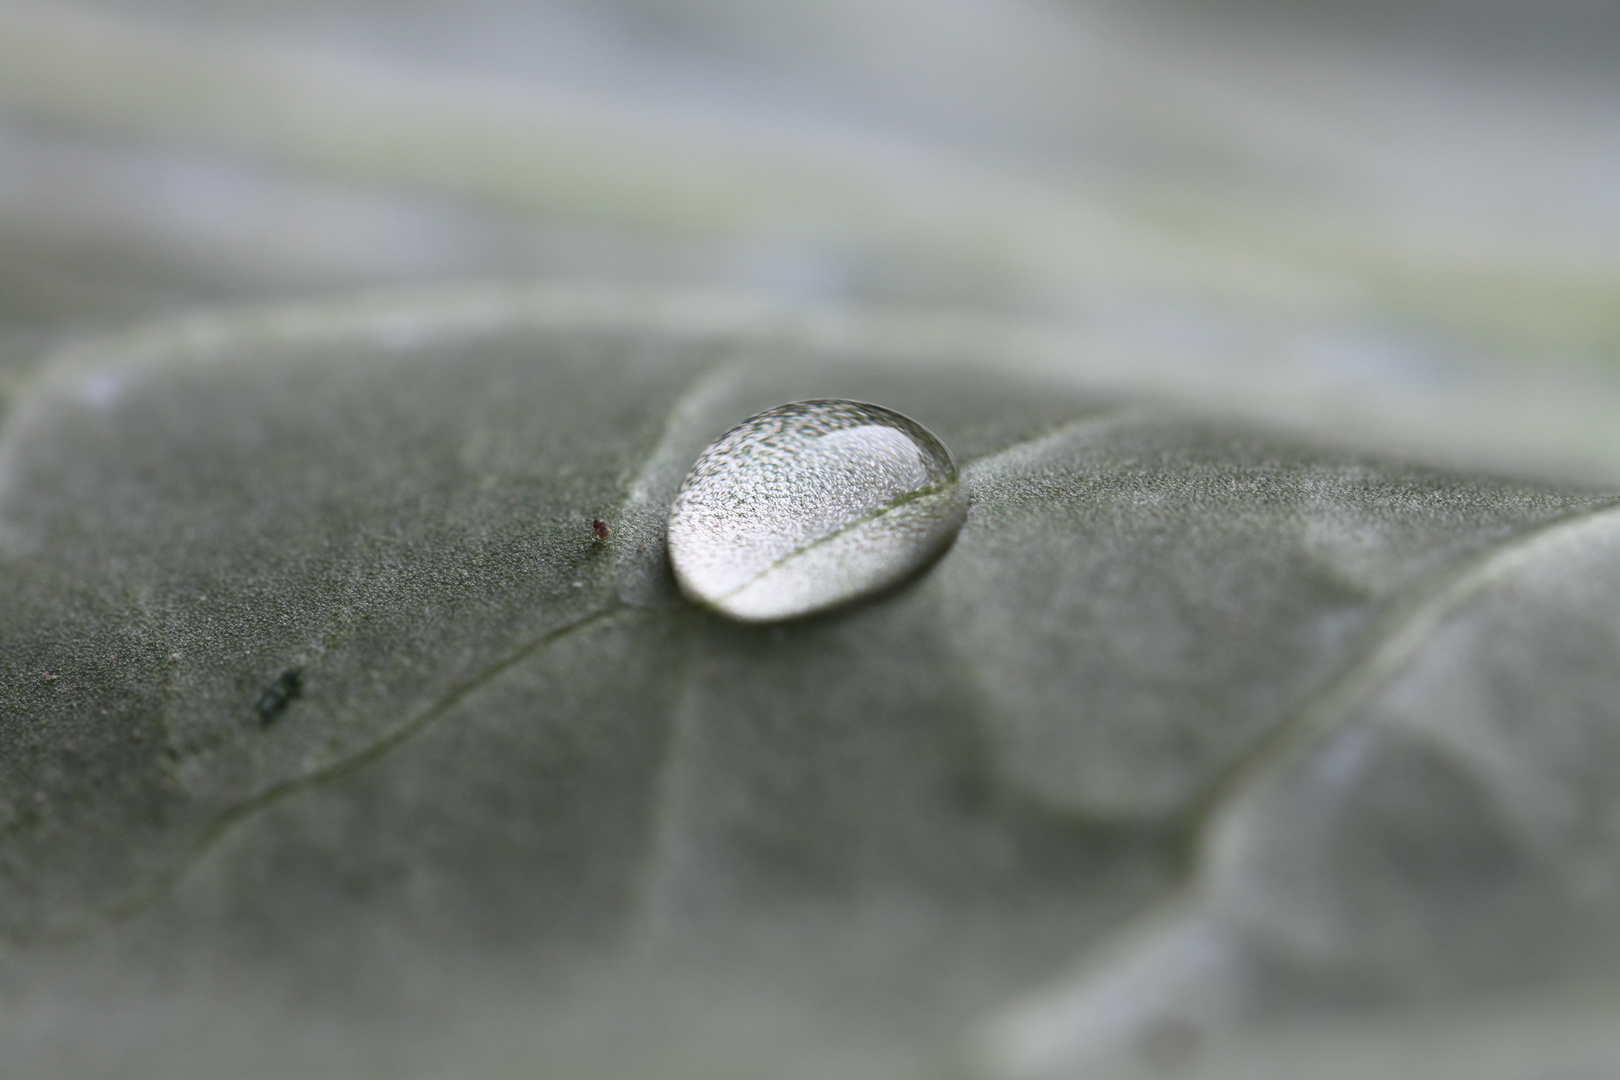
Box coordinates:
[666,400,967,622]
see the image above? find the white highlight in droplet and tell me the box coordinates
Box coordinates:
[666,400,967,622]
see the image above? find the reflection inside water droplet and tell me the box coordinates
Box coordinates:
[666,399,967,622]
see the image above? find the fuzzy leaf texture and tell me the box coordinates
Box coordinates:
[2,291,1619,1079]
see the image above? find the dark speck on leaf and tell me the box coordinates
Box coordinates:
[253,668,304,727]
[592,518,612,540]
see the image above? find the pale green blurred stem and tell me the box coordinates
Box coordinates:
[0,5,1176,297]
[10,0,1614,349]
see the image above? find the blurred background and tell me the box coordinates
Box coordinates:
[2,0,1618,479]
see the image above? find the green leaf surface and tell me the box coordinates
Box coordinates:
[4,290,1619,1078]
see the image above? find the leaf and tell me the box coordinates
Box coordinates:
[982,500,1620,1080]
[3,290,1619,1078]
